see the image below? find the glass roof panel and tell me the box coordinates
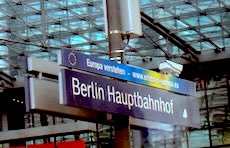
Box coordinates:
[199,16,215,25]
[29,1,41,10]
[175,20,189,29]
[177,30,198,36]
[72,7,95,15]
[30,52,52,59]
[0,20,7,27]
[225,24,230,29]
[98,42,108,49]
[0,59,8,68]
[45,2,59,9]
[191,41,215,51]
[0,33,7,39]
[83,32,105,41]
[0,45,8,55]
[68,0,86,4]
[152,8,172,19]
[47,10,75,19]
[197,0,221,10]
[200,26,222,33]
[200,41,215,50]
[210,14,222,22]
[225,38,230,48]
[47,25,68,33]
[140,9,154,18]
[213,39,225,48]
[26,28,42,36]
[221,12,230,23]
[176,30,200,42]
[70,35,88,44]
[204,31,226,39]
[160,20,188,30]
[25,15,41,25]
[168,46,183,55]
[65,21,84,30]
[47,39,65,46]
[140,0,151,5]
[0,0,228,77]
[182,17,199,26]
[222,0,230,5]
[190,42,201,51]
[160,20,177,30]
[168,4,197,15]
[25,45,40,52]
[183,16,214,26]
[94,17,105,26]
[78,45,91,50]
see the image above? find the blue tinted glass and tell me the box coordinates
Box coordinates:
[213,39,224,48]
[183,17,199,26]
[83,32,105,41]
[0,59,8,68]
[225,38,230,48]
[199,16,214,25]
[169,4,196,15]
[153,8,172,19]
[200,26,222,33]
[201,42,215,50]
[140,0,151,5]
[198,0,220,10]
[70,36,88,44]
[184,16,214,26]
[210,14,221,22]
[222,0,230,5]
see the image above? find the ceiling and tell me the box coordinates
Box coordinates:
[0,1,230,146]
[0,0,229,78]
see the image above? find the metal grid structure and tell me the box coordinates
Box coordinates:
[0,0,228,76]
[0,0,229,147]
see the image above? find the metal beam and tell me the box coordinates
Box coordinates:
[141,12,200,62]
[141,4,228,23]
[0,71,15,89]
[128,47,230,70]
[0,121,96,143]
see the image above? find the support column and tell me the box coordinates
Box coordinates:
[106,0,124,62]
[105,0,130,147]
[41,0,46,45]
[113,115,130,148]
[2,112,8,131]
[226,75,230,110]
[132,130,142,148]
[2,112,9,147]
[204,78,212,147]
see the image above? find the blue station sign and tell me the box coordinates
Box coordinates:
[59,50,196,96]
[59,69,200,128]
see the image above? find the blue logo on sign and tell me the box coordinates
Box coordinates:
[68,52,77,66]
